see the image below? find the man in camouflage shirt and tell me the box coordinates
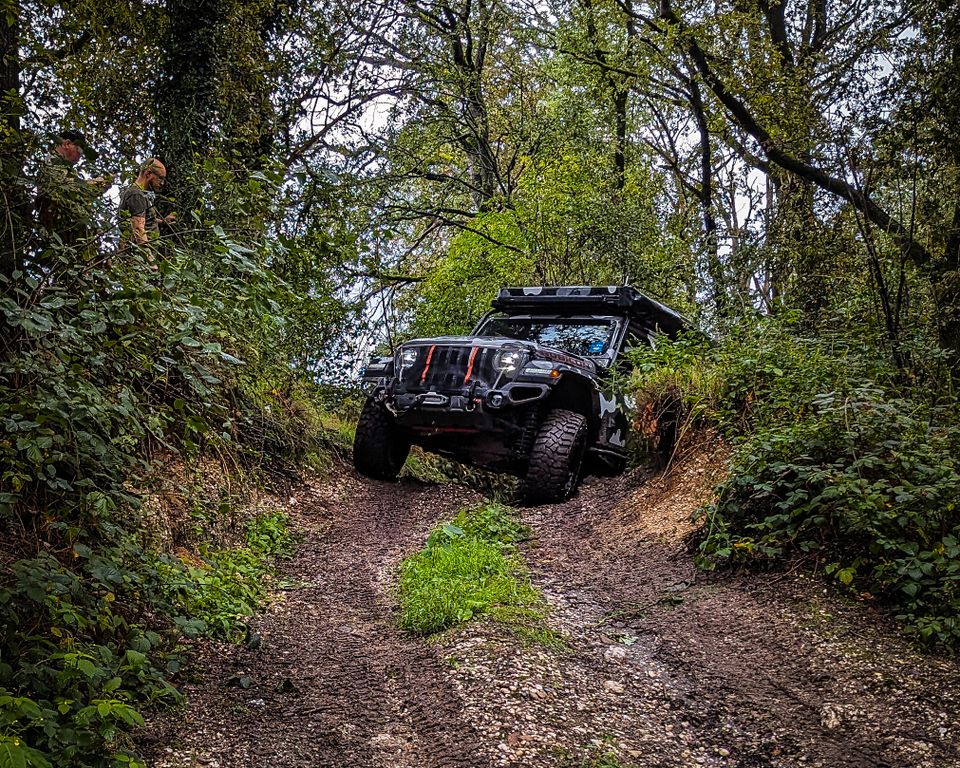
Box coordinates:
[35,130,111,247]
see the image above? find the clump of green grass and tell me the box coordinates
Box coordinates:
[450,501,528,543]
[397,501,544,635]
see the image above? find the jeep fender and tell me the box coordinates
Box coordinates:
[543,373,600,440]
[598,389,631,449]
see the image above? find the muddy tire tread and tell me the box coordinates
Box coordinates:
[353,400,410,479]
[520,408,587,504]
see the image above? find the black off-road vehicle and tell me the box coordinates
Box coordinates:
[354,285,688,503]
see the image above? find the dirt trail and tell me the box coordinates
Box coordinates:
[141,448,960,768]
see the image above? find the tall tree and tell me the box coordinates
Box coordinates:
[895,0,960,377]
[218,0,290,172]
[651,0,960,370]
[0,0,25,279]
[156,0,224,216]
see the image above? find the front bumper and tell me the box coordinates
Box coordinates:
[392,380,550,411]
[368,379,551,432]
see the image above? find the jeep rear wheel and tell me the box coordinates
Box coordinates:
[353,399,411,480]
[520,408,588,504]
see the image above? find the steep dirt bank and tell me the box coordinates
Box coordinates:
[139,448,960,768]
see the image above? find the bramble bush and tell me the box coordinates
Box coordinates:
[0,165,333,764]
[156,511,295,642]
[698,386,960,647]
[630,317,960,650]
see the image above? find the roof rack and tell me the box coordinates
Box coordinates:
[491,285,689,338]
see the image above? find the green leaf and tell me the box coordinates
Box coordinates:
[836,568,855,586]
[441,523,465,539]
[0,740,28,768]
[76,659,98,678]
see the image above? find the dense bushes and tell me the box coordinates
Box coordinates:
[629,319,960,650]
[700,387,960,647]
[0,533,180,767]
[0,179,333,764]
[0,509,294,767]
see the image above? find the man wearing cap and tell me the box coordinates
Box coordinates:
[35,130,111,247]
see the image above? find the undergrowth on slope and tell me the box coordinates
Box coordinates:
[157,511,295,642]
[0,506,295,768]
[0,165,343,765]
[629,318,960,651]
[397,502,546,636]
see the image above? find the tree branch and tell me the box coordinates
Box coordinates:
[657,0,931,266]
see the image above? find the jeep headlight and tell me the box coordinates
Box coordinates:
[521,359,560,377]
[396,347,419,373]
[494,349,524,374]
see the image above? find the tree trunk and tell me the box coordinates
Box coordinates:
[156,0,223,218]
[580,0,633,192]
[767,167,822,319]
[0,0,25,279]
[612,86,628,192]
[220,0,281,173]
[445,0,499,207]
[688,72,723,316]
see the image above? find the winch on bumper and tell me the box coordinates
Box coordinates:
[379,379,553,424]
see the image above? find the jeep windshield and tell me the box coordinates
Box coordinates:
[475,316,616,357]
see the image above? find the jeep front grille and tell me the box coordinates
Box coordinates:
[399,345,497,392]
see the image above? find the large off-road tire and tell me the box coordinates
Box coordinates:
[519,408,588,504]
[353,399,411,480]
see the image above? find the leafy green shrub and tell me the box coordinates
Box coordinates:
[627,332,715,460]
[401,451,518,496]
[397,502,541,634]
[158,512,294,641]
[0,508,294,766]
[628,319,882,444]
[698,385,960,649]
[628,318,960,649]
[0,535,180,768]
[0,174,320,764]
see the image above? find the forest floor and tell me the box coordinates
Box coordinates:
[139,442,960,768]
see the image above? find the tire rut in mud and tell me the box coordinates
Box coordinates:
[141,475,490,768]
[141,456,960,768]
[520,464,960,768]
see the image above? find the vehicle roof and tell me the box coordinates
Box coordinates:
[491,285,689,339]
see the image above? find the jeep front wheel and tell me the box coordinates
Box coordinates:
[353,399,411,480]
[520,408,588,504]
